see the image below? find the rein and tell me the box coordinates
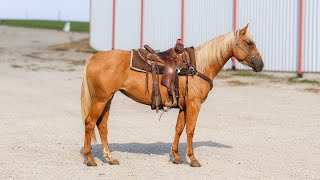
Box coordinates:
[234,30,260,62]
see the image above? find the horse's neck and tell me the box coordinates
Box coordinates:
[194,32,234,80]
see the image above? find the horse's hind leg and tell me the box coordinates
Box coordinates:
[84,100,107,166]
[96,96,120,165]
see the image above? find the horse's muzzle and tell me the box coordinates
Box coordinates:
[250,58,264,72]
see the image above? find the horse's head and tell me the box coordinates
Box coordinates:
[232,24,264,72]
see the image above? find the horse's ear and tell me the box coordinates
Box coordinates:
[239,23,249,38]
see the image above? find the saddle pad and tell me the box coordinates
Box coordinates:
[130,49,165,74]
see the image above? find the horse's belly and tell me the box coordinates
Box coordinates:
[120,70,174,106]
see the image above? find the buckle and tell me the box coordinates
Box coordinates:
[189,67,196,74]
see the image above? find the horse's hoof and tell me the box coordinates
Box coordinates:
[173,158,183,164]
[109,159,120,165]
[87,160,97,166]
[190,160,201,167]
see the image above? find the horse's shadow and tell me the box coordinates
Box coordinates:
[80,141,232,164]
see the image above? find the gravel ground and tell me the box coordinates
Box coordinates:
[1,26,320,179]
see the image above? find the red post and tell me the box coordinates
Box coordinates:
[298,0,304,77]
[232,0,237,70]
[140,0,144,48]
[181,0,185,43]
[111,0,116,50]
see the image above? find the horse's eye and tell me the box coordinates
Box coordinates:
[246,41,253,45]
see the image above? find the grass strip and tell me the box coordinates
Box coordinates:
[0,20,89,32]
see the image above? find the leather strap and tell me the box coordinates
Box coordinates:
[196,71,213,90]
[184,47,212,90]
[184,64,213,91]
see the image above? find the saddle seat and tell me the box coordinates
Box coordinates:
[137,40,187,68]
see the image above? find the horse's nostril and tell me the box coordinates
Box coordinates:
[260,62,264,71]
[252,59,264,72]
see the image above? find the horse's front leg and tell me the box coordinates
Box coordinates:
[185,100,201,167]
[171,110,186,164]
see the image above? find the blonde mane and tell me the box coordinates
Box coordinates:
[194,32,234,74]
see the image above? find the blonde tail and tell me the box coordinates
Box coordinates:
[81,56,97,143]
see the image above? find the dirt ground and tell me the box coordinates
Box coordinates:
[1,26,320,179]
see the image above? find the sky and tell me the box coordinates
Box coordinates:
[0,0,90,21]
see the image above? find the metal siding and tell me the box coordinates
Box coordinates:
[115,0,141,50]
[89,0,319,73]
[185,0,233,68]
[304,0,320,72]
[237,0,299,71]
[90,0,113,51]
[143,0,181,50]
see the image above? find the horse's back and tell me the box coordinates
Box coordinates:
[87,50,130,73]
[86,50,131,98]
[89,50,131,64]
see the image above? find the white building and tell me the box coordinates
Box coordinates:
[90,0,319,73]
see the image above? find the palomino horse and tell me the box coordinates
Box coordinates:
[81,24,264,167]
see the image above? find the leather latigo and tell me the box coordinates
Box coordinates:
[151,64,162,112]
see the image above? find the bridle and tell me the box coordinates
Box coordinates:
[234,30,260,62]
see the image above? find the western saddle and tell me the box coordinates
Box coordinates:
[136,39,212,112]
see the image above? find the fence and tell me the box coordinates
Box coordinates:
[90,0,320,75]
